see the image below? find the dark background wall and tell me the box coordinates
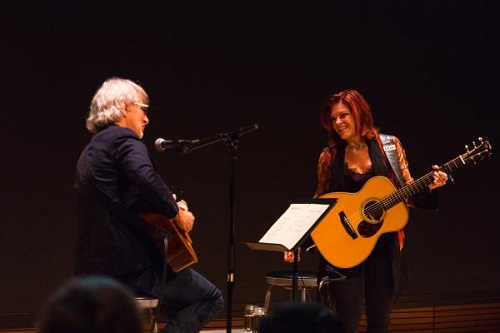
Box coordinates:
[1,1,499,326]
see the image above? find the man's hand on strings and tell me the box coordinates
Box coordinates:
[172,193,194,233]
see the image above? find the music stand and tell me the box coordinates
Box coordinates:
[246,197,337,301]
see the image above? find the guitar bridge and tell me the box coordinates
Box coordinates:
[339,211,358,240]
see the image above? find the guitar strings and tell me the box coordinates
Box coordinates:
[339,147,485,230]
[342,172,438,225]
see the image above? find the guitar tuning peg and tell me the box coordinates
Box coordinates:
[472,137,485,148]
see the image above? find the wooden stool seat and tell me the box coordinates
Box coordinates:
[264,270,318,311]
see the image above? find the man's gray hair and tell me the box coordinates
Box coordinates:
[85,77,149,133]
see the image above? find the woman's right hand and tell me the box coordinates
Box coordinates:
[283,250,300,263]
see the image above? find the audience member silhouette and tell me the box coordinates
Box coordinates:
[37,275,142,333]
[258,301,343,333]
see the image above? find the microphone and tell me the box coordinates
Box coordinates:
[155,138,200,152]
[222,123,259,139]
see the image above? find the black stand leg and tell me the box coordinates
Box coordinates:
[153,236,169,333]
[226,138,238,333]
[291,248,299,301]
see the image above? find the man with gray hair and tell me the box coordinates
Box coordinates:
[74,77,223,333]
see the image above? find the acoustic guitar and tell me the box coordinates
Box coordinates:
[140,212,198,273]
[310,137,492,268]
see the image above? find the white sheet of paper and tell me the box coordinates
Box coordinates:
[258,203,332,250]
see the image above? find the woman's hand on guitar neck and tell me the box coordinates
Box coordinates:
[428,164,449,191]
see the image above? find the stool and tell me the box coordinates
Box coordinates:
[136,296,159,333]
[264,270,318,311]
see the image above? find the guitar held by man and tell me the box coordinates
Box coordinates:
[140,211,199,273]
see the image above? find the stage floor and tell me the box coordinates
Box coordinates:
[200,328,246,333]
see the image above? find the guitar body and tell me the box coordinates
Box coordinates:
[140,212,199,273]
[311,176,409,268]
[311,136,492,268]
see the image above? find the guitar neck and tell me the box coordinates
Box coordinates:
[383,154,467,210]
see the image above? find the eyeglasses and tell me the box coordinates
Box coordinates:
[133,102,149,115]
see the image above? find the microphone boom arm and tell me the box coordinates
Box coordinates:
[180,123,259,155]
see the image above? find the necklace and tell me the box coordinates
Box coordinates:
[346,142,367,152]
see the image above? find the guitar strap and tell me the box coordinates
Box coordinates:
[379,133,404,187]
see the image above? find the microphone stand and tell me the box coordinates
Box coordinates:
[226,136,238,333]
[181,124,259,333]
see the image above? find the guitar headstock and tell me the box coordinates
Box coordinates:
[462,136,493,165]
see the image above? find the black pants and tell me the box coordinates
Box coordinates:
[325,235,397,333]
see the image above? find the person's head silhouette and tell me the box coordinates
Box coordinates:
[37,275,142,333]
[258,302,342,333]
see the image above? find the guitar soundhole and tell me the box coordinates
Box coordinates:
[359,200,384,237]
[358,221,382,238]
[363,200,384,222]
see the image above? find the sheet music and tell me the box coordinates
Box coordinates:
[258,202,332,250]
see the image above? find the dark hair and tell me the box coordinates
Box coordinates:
[258,302,342,333]
[37,276,142,333]
[319,89,379,147]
